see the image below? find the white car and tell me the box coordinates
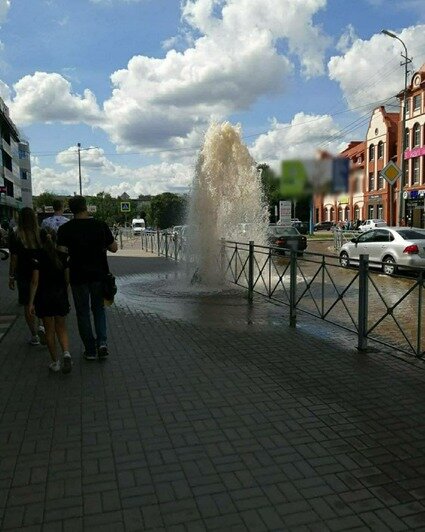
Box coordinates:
[339,227,425,275]
[359,219,387,232]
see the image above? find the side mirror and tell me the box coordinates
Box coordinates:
[350,238,357,244]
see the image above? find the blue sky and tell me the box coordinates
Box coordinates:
[0,0,424,198]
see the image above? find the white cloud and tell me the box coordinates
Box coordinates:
[31,165,91,196]
[328,25,425,110]
[102,0,329,151]
[0,0,10,23]
[56,146,114,171]
[250,112,344,169]
[336,24,358,53]
[33,146,193,197]
[2,0,330,155]
[8,72,103,125]
[0,78,10,101]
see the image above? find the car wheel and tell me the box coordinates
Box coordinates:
[339,251,349,268]
[382,256,397,275]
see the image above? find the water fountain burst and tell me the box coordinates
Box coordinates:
[186,122,269,285]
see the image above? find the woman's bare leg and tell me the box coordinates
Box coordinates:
[42,317,57,362]
[24,305,37,336]
[54,316,69,353]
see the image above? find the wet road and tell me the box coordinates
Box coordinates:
[111,238,425,358]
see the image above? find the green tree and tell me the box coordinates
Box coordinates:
[148,193,187,229]
[258,164,280,222]
[33,191,56,210]
[88,192,119,225]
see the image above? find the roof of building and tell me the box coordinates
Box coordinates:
[340,140,365,158]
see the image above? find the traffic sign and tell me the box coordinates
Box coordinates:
[380,161,401,186]
[120,201,131,212]
[44,206,54,213]
[87,205,97,213]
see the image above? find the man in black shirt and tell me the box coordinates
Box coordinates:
[57,196,118,360]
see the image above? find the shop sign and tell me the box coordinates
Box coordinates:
[368,194,382,204]
[404,146,425,160]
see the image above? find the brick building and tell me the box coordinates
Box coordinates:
[399,63,425,227]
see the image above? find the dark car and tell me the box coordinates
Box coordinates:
[291,220,308,234]
[267,226,307,255]
[314,221,335,231]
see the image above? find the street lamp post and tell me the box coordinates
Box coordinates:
[381,30,412,224]
[77,142,82,195]
[76,144,99,196]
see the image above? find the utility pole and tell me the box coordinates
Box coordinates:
[77,142,82,195]
[76,144,98,196]
[381,30,412,224]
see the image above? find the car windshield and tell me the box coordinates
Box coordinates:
[269,226,299,236]
[396,229,425,240]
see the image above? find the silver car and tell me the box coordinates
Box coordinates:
[339,227,425,275]
[358,219,387,232]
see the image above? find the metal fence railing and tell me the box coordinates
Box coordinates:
[140,232,425,359]
[333,229,362,251]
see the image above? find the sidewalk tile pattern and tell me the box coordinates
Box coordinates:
[1,256,425,530]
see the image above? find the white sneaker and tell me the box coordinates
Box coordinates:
[62,352,73,374]
[29,335,40,346]
[48,360,61,372]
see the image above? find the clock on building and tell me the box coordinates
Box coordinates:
[413,74,421,87]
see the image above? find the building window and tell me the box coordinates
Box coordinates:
[338,207,343,221]
[405,128,410,150]
[405,160,410,186]
[377,205,383,219]
[330,207,335,222]
[20,169,28,180]
[369,144,374,161]
[354,205,360,221]
[413,123,421,148]
[378,173,384,189]
[368,172,374,191]
[405,99,410,118]
[368,205,374,218]
[377,141,384,159]
[413,95,421,112]
[413,157,420,184]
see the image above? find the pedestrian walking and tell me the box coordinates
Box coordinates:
[8,207,45,345]
[57,196,118,360]
[28,229,72,373]
[41,199,69,232]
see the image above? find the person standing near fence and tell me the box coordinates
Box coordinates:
[57,196,118,361]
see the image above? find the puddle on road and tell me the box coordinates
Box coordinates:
[114,272,286,329]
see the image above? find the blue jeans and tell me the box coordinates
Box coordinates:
[71,282,107,354]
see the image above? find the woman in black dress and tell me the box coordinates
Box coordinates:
[8,208,45,345]
[28,229,72,373]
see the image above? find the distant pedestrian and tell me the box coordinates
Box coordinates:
[8,207,45,345]
[28,229,72,373]
[57,196,118,360]
[41,199,69,232]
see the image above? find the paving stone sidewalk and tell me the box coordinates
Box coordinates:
[2,251,425,531]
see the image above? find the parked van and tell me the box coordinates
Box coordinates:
[132,218,145,235]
